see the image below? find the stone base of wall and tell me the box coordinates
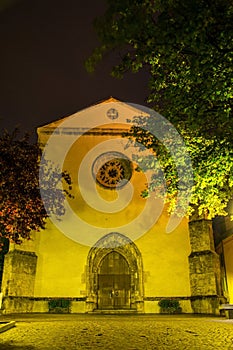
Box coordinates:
[2,296,34,314]
[143,296,226,315]
[1,297,86,314]
[190,296,227,315]
[71,301,86,313]
[33,300,49,313]
[1,296,226,315]
[134,301,144,313]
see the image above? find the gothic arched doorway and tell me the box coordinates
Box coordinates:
[86,232,144,312]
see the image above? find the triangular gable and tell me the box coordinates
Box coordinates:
[37,97,150,138]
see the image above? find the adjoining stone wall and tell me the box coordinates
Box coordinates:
[1,250,37,297]
[220,235,233,303]
[188,218,224,314]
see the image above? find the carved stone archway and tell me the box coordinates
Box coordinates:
[86,232,144,312]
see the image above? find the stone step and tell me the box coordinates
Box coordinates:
[89,309,138,315]
[0,321,16,333]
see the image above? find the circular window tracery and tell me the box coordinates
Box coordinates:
[106,108,119,120]
[92,152,133,189]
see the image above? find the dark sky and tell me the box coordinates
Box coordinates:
[0,0,149,136]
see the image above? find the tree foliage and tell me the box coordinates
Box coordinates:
[126,117,233,219]
[0,130,72,245]
[87,0,233,219]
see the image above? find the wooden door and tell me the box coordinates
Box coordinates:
[98,252,131,309]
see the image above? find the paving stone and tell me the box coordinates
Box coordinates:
[0,314,232,349]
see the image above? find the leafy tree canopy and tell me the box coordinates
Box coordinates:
[87,0,233,219]
[0,130,72,246]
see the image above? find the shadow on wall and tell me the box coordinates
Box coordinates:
[0,344,35,349]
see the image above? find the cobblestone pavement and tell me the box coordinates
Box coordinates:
[0,314,233,350]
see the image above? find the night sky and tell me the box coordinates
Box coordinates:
[0,0,149,136]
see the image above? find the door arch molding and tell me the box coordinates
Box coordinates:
[86,232,144,312]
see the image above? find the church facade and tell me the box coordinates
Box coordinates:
[1,98,233,315]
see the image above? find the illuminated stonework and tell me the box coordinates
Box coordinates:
[93,152,133,189]
[1,97,231,316]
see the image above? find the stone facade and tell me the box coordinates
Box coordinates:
[1,98,232,315]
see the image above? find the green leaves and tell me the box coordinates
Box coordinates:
[88,0,233,219]
[87,0,233,139]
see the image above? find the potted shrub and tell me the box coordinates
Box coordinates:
[48,299,71,313]
[158,299,182,314]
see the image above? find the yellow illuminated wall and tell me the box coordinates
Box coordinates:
[31,99,192,313]
[223,235,233,303]
[3,99,194,314]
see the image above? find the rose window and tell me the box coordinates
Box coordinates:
[93,152,132,189]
